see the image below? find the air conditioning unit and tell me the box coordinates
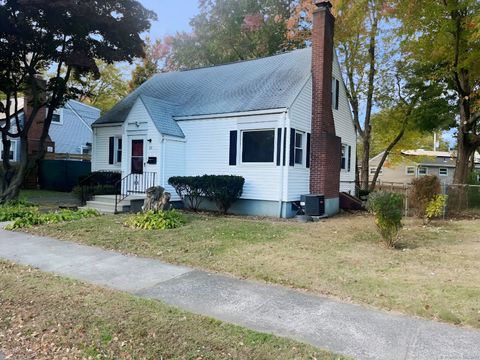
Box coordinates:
[300,194,325,216]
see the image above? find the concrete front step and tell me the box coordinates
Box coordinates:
[83,195,145,214]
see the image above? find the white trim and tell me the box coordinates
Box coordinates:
[406,166,416,175]
[294,130,305,166]
[417,166,428,176]
[240,128,276,165]
[51,109,63,125]
[92,122,123,128]
[174,108,288,121]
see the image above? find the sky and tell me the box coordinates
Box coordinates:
[139,0,199,38]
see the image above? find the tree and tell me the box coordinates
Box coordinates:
[368,62,455,189]
[70,61,129,114]
[129,36,172,90]
[288,1,397,191]
[396,0,480,184]
[0,0,156,202]
[167,0,294,70]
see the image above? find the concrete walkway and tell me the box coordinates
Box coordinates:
[0,227,479,360]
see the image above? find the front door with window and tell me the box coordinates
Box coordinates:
[131,139,144,174]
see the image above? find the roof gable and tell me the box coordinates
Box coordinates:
[138,95,185,138]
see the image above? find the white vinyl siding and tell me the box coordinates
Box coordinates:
[91,125,123,172]
[288,53,357,198]
[178,112,285,201]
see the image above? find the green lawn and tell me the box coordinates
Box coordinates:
[20,189,79,210]
[25,212,480,329]
[0,261,342,360]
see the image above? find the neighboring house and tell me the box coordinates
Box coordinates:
[0,97,100,162]
[369,149,480,185]
[49,100,101,157]
[91,2,356,217]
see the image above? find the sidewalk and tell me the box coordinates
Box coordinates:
[0,226,479,360]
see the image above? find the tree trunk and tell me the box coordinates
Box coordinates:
[453,129,474,185]
[360,136,370,190]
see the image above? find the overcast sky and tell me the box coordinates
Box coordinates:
[139,0,199,38]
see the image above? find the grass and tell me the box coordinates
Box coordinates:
[19,189,79,210]
[0,261,342,360]
[24,212,480,329]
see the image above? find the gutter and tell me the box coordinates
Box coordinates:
[278,110,288,218]
[174,108,288,121]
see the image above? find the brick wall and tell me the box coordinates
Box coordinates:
[310,1,341,199]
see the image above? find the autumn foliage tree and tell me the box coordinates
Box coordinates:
[0,0,156,202]
[396,0,480,184]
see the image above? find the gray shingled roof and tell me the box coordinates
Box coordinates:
[138,95,184,138]
[93,48,313,131]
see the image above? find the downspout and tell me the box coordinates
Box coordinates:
[278,111,288,218]
[161,135,166,187]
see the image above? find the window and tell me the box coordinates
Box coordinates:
[439,168,448,176]
[295,131,304,165]
[341,144,350,170]
[242,130,275,163]
[406,166,416,175]
[418,167,427,175]
[370,167,383,175]
[51,112,61,123]
[1,140,16,161]
[331,78,339,110]
[116,138,122,163]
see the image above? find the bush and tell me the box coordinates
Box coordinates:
[5,208,100,230]
[425,194,447,222]
[409,175,441,218]
[203,175,245,214]
[168,176,206,211]
[124,210,185,230]
[367,191,404,247]
[168,175,245,213]
[0,202,38,221]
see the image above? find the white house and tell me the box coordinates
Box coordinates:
[90,2,356,217]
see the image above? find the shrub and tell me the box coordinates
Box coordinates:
[168,176,206,211]
[367,191,404,247]
[203,175,245,214]
[168,175,245,213]
[425,194,447,222]
[5,209,99,230]
[409,175,441,218]
[0,202,38,221]
[124,210,185,230]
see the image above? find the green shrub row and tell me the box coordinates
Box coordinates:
[5,208,100,230]
[168,175,245,214]
[0,202,38,221]
[125,210,185,230]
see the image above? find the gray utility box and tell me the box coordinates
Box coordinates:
[300,194,325,216]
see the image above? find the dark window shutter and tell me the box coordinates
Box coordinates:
[108,137,114,164]
[335,79,340,110]
[289,128,295,166]
[283,127,287,166]
[276,128,282,166]
[229,130,237,166]
[347,145,351,172]
[306,133,311,168]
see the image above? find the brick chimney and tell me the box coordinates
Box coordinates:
[310,0,341,202]
[24,77,54,155]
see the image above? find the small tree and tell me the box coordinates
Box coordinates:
[367,191,404,248]
[409,175,441,219]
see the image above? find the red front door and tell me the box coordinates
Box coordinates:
[131,139,144,174]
